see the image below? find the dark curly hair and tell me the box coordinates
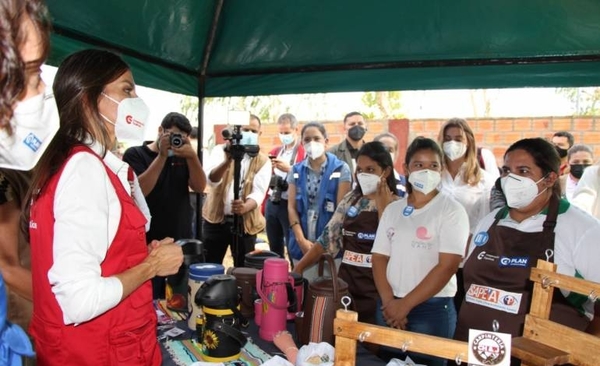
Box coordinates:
[0,0,51,133]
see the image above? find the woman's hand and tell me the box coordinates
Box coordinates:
[382,298,411,329]
[375,178,394,213]
[146,239,183,277]
[299,238,314,254]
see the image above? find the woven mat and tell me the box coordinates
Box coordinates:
[164,337,273,366]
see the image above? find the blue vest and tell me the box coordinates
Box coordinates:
[396,174,407,198]
[288,153,344,260]
[0,272,35,365]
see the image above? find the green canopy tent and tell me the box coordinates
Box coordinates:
[47,0,600,98]
[45,0,600,238]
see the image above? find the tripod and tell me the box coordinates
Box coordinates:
[223,126,259,267]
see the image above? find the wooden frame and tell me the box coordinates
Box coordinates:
[512,260,600,366]
[332,260,600,366]
[333,307,470,365]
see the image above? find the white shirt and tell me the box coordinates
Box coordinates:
[572,165,600,219]
[372,193,469,298]
[273,146,296,200]
[204,144,272,215]
[48,143,150,325]
[440,165,494,234]
[466,201,600,319]
[480,148,500,181]
[565,174,579,201]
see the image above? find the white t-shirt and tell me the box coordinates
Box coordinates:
[372,192,470,298]
[440,165,494,234]
[466,200,600,318]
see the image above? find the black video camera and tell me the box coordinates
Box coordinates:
[269,175,289,205]
[221,126,259,159]
[170,133,184,148]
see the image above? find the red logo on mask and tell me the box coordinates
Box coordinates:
[125,115,133,124]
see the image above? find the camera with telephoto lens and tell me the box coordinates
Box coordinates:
[170,133,184,148]
[269,175,288,205]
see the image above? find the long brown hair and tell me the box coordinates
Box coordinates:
[438,118,482,186]
[28,49,130,201]
[0,0,51,133]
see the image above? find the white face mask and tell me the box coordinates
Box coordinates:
[100,93,149,142]
[241,130,258,146]
[357,172,381,195]
[305,141,325,160]
[501,173,547,209]
[408,169,441,195]
[279,133,295,146]
[443,140,467,161]
[0,90,59,170]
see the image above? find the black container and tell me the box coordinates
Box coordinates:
[166,239,205,311]
[196,274,247,362]
[244,250,280,269]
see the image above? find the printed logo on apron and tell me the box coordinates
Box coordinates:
[403,205,414,216]
[465,284,522,314]
[346,206,359,218]
[473,231,489,247]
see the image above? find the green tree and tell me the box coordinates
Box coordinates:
[180,95,199,124]
[360,91,403,120]
[557,87,600,115]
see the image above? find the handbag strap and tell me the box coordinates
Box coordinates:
[317,253,340,302]
[208,321,248,348]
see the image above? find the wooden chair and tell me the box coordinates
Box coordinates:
[333,305,471,365]
[512,260,600,366]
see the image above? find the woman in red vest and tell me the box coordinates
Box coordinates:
[26,49,184,365]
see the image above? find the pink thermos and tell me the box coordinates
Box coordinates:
[256,258,293,341]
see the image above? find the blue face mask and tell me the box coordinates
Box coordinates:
[241,131,258,146]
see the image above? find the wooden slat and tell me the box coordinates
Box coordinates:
[512,337,570,366]
[530,268,600,301]
[333,309,358,366]
[522,315,600,366]
[528,260,557,319]
[333,318,469,364]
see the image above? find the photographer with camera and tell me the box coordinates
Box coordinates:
[265,114,305,259]
[202,114,272,267]
[123,112,206,299]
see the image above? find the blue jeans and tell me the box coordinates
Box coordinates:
[265,199,289,258]
[376,297,457,366]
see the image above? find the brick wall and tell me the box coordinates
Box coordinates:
[213,116,599,173]
[407,116,600,168]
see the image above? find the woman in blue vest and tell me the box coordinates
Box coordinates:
[287,122,352,281]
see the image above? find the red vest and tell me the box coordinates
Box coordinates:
[29,145,160,366]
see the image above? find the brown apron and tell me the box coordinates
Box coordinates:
[455,195,588,340]
[338,195,379,325]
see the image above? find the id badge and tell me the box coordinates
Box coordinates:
[325,201,335,213]
[307,209,318,241]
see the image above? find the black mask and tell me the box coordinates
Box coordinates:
[348,125,366,141]
[570,164,591,179]
[554,145,568,158]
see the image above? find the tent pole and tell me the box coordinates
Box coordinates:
[195,76,206,241]
[196,0,224,241]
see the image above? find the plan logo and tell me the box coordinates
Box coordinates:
[499,256,529,268]
[357,232,375,240]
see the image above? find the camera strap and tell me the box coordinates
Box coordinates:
[277,142,300,167]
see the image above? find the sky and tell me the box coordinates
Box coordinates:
[41,64,577,145]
